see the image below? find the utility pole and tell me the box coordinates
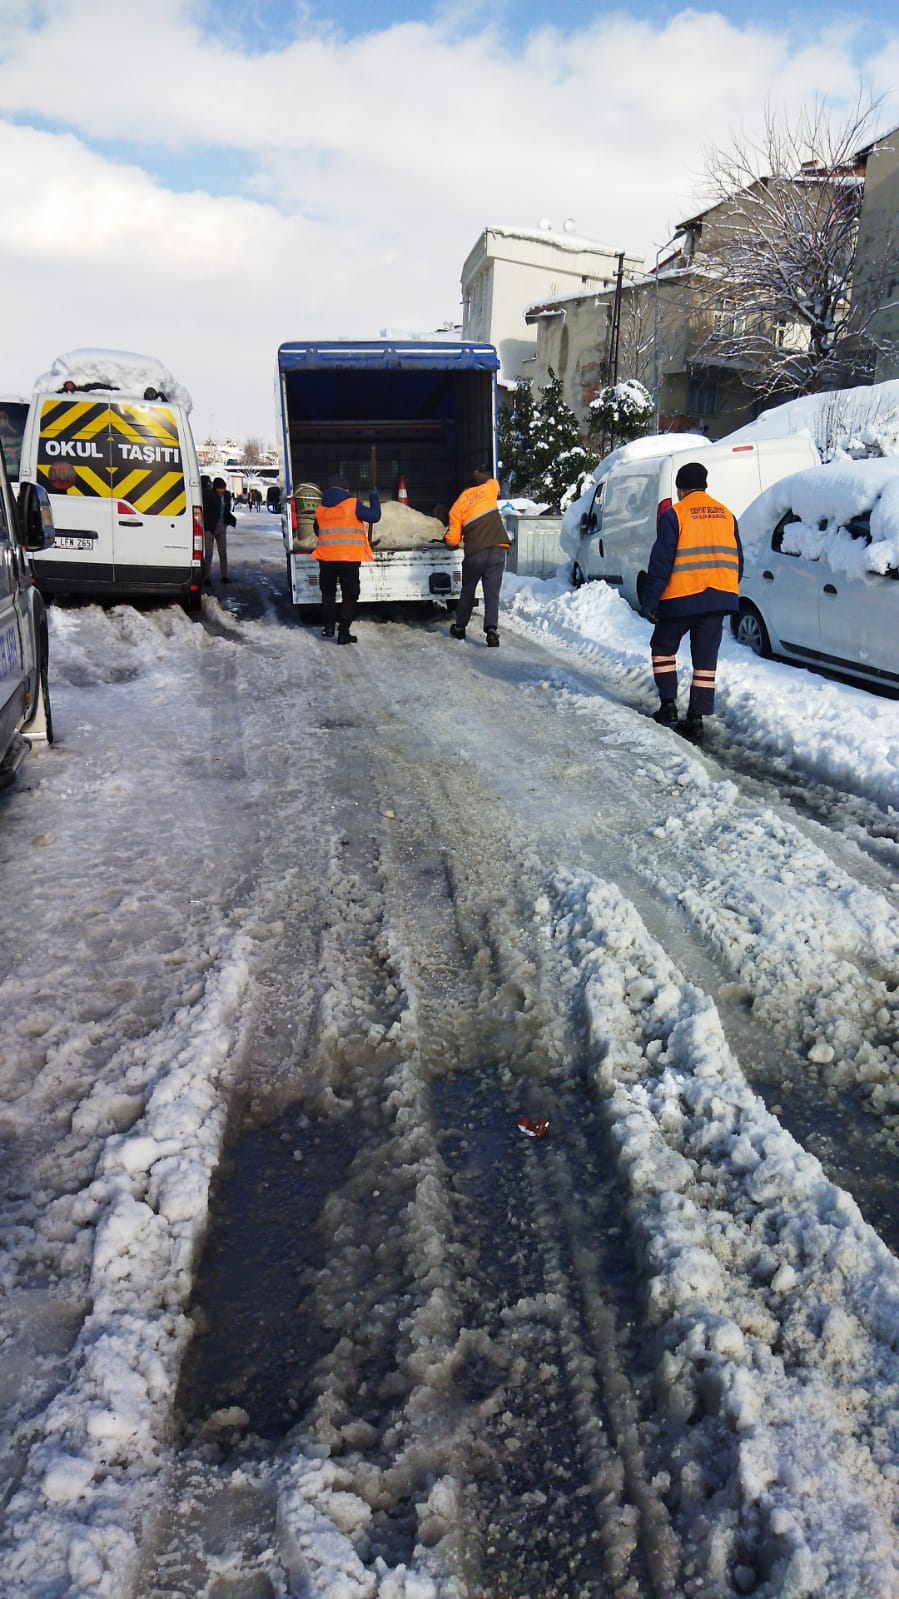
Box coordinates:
[610,251,625,385]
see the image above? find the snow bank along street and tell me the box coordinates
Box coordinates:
[0,514,897,1599]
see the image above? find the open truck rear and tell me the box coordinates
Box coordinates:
[276,340,499,611]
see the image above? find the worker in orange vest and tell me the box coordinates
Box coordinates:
[313,475,381,643]
[443,467,510,647]
[642,460,743,744]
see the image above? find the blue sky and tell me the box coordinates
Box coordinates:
[201,0,899,45]
[1,1,897,440]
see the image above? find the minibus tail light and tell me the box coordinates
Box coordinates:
[192,505,204,561]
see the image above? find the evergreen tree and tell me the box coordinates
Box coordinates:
[527,369,588,511]
[498,378,535,495]
[586,379,654,457]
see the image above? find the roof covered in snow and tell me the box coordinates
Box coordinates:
[31,348,193,411]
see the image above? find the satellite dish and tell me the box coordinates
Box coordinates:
[563,218,577,233]
[538,217,553,230]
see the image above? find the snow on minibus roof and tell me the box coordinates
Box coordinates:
[31,349,192,410]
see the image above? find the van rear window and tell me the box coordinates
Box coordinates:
[37,399,186,514]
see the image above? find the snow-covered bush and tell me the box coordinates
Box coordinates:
[587,379,653,456]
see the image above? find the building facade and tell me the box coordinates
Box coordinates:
[461,226,643,387]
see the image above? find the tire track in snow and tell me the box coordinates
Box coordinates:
[356,711,684,1597]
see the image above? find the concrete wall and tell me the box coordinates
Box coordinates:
[852,130,899,380]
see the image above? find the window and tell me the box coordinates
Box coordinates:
[687,379,718,416]
[772,511,801,554]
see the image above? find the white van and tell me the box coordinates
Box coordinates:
[566,434,821,613]
[20,350,205,608]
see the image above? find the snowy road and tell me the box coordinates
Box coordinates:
[0,516,897,1599]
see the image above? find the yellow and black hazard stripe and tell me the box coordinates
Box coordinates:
[109,405,185,514]
[36,398,114,497]
[36,399,186,513]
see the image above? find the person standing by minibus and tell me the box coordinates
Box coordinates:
[204,476,236,586]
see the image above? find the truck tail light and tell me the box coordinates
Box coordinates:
[290,498,297,532]
[192,505,204,562]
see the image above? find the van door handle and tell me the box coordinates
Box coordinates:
[118,517,143,527]
[599,538,604,558]
[823,584,837,595]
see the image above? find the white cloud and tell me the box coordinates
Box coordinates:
[0,1,897,440]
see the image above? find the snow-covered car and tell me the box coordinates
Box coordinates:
[735,458,899,691]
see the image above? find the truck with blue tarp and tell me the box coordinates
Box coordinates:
[275,340,499,610]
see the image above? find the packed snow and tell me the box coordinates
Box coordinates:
[723,378,899,461]
[739,456,899,575]
[30,349,193,410]
[0,511,897,1598]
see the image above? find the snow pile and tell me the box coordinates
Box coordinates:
[723,379,899,461]
[499,496,552,517]
[502,567,899,813]
[547,869,899,1596]
[740,457,899,574]
[373,501,447,549]
[31,348,193,411]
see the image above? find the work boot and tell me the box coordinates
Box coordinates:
[321,623,335,638]
[449,623,466,640]
[675,713,704,745]
[337,631,358,645]
[485,628,500,648]
[653,702,678,725]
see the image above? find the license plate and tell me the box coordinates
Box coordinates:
[55,536,94,550]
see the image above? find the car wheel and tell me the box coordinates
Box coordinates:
[735,605,771,657]
[571,561,585,588]
[29,651,54,744]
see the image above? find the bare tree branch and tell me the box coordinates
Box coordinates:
[691,94,899,398]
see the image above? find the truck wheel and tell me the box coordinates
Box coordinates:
[735,604,771,657]
[571,561,585,588]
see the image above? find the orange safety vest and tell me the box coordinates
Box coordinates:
[313,496,373,562]
[445,478,508,550]
[661,492,740,602]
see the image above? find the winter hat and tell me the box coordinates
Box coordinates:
[675,461,708,493]
[328,473,351,491]
[212,476,226,489]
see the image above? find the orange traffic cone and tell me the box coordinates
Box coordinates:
[397,475,409,505]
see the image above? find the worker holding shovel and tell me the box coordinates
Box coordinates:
[312,466,381,643]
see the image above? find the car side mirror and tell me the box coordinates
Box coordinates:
[580,510,597,535]
[17,482,55,552]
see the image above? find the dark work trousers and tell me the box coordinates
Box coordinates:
[650,611,727,716]
[318,560,361,632]
[456,545,507,632]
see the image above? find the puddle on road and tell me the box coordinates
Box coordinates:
[176,1103,359,1438]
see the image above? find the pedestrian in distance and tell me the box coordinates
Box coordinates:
[443,467,510,647]
[642,460,743,744]
[203,475,236,586]
[313,474,381,643]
